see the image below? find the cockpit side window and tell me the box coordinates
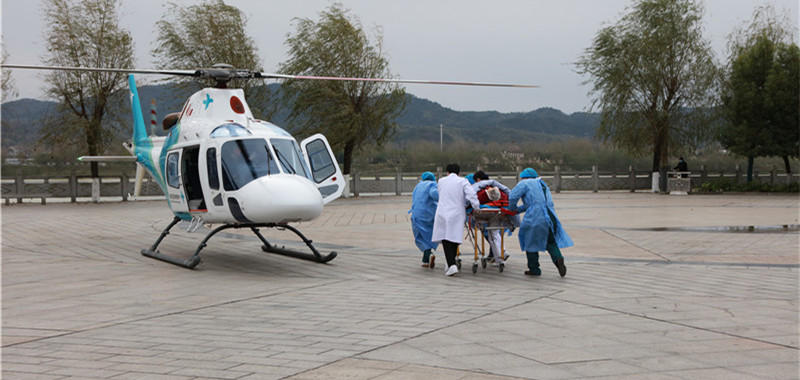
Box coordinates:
[270,139,310,179]
[207,147,219,190]
[221,139,279,191]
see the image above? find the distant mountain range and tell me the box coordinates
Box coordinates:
[1,83,598,150]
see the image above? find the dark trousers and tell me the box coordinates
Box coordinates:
[526,212,564,272]
[441,240,459,268]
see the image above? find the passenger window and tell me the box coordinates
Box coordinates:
[306,139,336,184]
[167,152,180,188]
[207,148,219,190]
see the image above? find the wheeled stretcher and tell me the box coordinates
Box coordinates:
[459,207,517,273]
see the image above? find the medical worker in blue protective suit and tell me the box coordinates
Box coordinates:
[410,172,439,268]
[508,168,571,277]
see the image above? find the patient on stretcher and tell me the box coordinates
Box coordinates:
[471,171,514,264]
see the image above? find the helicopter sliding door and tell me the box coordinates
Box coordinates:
[300,134,345,204]
[163,146,209,215]
[165,150,189,214]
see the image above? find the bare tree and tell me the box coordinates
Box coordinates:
[2,46,19,101]
[41,0,134,178]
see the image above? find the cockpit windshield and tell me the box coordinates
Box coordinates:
[221,139,279,191]
[270,138,311,179]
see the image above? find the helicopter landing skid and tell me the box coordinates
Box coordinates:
[141,217,337,269]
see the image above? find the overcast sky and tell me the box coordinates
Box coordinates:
[2,0,798,113]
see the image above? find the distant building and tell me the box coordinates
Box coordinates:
[4,146,20,165]
[502,150,525,163]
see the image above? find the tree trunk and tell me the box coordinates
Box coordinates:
[342,140,355,175]
[86,122,101,178]
[651,146,661,173]
[656,124,669,193]
[782,155,792,174]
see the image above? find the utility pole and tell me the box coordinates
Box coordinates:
[439,124,443,152]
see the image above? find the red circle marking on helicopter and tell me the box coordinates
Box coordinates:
[230,96,245,114]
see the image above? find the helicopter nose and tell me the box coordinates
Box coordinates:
[235,175,324,223]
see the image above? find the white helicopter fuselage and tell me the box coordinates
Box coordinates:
[0,64,534,269]
[126,76,344,225]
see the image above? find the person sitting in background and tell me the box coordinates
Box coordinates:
[673,157,689,178]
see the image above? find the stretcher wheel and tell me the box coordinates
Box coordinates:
[456,259,462,269]
[499,262,505,273]
[472,263,478,273]
[481,258,487,268]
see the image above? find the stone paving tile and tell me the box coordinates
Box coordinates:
[3,193,798,379]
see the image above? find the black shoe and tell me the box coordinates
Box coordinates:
[555,257,567,277]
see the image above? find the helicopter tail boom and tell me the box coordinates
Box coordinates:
[126,75,169,194]
[128,75,150,148]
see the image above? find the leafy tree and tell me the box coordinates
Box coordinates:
[720,5,799,179]
[279,3,406,175]
[2,46,18,101]
[576,0,720,191]
[41,0,134,178]
[152,0,271,117]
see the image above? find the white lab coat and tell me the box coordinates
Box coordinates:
[432,173,480,244]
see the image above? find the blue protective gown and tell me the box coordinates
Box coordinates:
[508,178,573,252]
[410,180,439,251]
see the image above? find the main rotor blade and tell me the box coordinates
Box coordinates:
[1,64,538,88]
[261,73,539,88]
[1,64,198,77]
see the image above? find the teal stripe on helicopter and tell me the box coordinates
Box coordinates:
[128,75,167,194]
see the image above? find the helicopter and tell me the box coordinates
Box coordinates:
[2,63,537,269]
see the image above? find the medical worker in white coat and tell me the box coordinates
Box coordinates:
[432,163,480,276]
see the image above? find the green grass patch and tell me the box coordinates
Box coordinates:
[695,177,799,193]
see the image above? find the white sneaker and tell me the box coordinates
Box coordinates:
[492,259,504,267]
[445,265,459,276]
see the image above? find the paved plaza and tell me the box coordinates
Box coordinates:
[2,192,798,379]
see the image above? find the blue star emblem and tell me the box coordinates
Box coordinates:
[203,94,214,110]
